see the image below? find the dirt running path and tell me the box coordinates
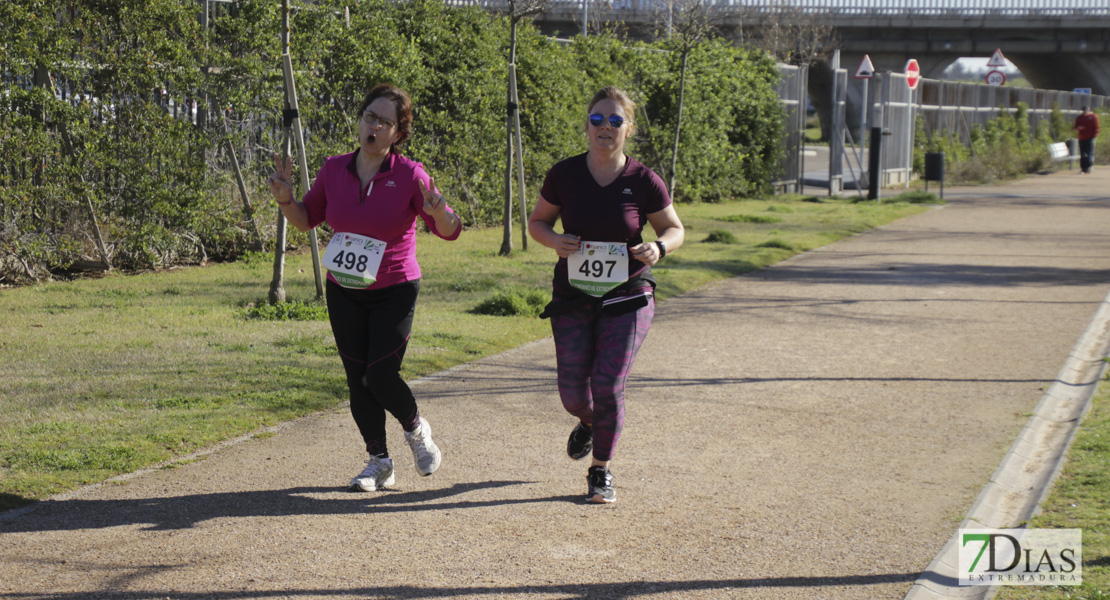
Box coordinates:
[4,169,1110,600]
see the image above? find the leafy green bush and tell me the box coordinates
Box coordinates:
[242,299,329,321]
[472,287,548,317]
[632,38,784,202]
[756,239,793,250]
[914,103,1056,185]
[1,0,784,283]
[715,214,781,224]
[704,229,738,243]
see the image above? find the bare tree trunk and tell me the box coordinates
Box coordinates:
[500,107,514,257]
[78,175,111,272]
[510,62,528,251]
[500,21,520,257]
[668,49,690,199]
[222,113,264,251]
[281,52,324,299]
[269,199,288,304]
[269,0,291,305]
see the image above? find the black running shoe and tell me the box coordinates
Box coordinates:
[586,465,615,504]
[566,422,592,460]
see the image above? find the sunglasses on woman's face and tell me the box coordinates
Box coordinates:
[588,113,625,128]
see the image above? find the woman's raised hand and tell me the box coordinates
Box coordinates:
[419,178,447,218]
[268,153,294,205]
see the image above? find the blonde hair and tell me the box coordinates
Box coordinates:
[587,86,636,133]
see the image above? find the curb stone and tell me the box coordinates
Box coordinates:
[903,289,1110,600]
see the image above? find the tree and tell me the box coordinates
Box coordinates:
[733,2,835,67]
[499,0,546,256]
[731,2,837,141]
[651,0,726,200]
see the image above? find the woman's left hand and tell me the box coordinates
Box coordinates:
[419,178,447,218]
[630,242,662,266]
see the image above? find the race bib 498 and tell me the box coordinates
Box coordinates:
[323,232,386,289]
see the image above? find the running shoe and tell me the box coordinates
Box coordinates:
[586,465,616,504]
[567,422,593,460]
[350,456,395,492]
[404,417,442,476]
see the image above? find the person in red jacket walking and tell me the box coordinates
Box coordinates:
[1074,106,1100,174]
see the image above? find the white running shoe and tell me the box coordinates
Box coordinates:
[349,456,395,492]
[404,417,442,476]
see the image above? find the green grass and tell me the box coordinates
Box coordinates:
[0,195,929,511]
[887,190,944,205]
[703,229,738,244]
[993,376,1110,600]
[471,287,549,317]
[715,214,782,224]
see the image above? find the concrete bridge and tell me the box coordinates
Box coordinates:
[507,0,1110,95]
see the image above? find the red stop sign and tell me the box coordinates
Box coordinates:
[905,59,921,89]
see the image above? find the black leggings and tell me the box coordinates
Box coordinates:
[326,279,421,456]
[1079,138,1096,173]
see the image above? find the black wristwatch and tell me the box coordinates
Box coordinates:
[655,240,667,259]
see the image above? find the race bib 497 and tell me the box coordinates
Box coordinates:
[567,241,629,297]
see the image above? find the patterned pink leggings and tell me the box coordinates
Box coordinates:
[550,297,654,461]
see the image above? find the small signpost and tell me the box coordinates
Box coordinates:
[987,48,1007,68]
[854,55,875,80]
[985,49,1008,87]
[855,55,875,143]
[904,59,921,89]
[903,59,920,190]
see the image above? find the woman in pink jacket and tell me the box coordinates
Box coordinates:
[268,84,461,492]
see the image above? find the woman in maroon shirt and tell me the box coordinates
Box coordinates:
[269,84,461,492]
[529,87,685,503]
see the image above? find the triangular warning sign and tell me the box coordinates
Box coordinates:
[987,48,1007,67]
[854,54,875,79]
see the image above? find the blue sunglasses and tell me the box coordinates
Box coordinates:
[588,113,625,128]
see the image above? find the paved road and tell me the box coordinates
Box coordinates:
[3,168,1110,600]
[803,144,869,194]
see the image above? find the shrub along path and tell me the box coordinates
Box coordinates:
[3,169,1110,599]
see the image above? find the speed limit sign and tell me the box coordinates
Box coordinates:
[985,70,1006,86]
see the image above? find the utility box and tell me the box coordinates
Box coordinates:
[924,151,945,199]
[924,152,945,181]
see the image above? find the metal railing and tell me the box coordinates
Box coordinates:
[825,73,1110,195]
[916,82,1110,145]
[451,0,1110,18]
[776,63,809,194]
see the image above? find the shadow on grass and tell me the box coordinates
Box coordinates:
[0,493,34,513]
[1084,554,1110,568]
[0,480,573,533]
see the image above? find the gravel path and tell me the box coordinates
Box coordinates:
[3,169,1110,600]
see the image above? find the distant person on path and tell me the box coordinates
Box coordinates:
[1074,105,1100,174]
[268,83,461,492]
[528,87,685,504]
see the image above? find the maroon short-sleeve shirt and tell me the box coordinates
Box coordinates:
[539,153,672,300]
